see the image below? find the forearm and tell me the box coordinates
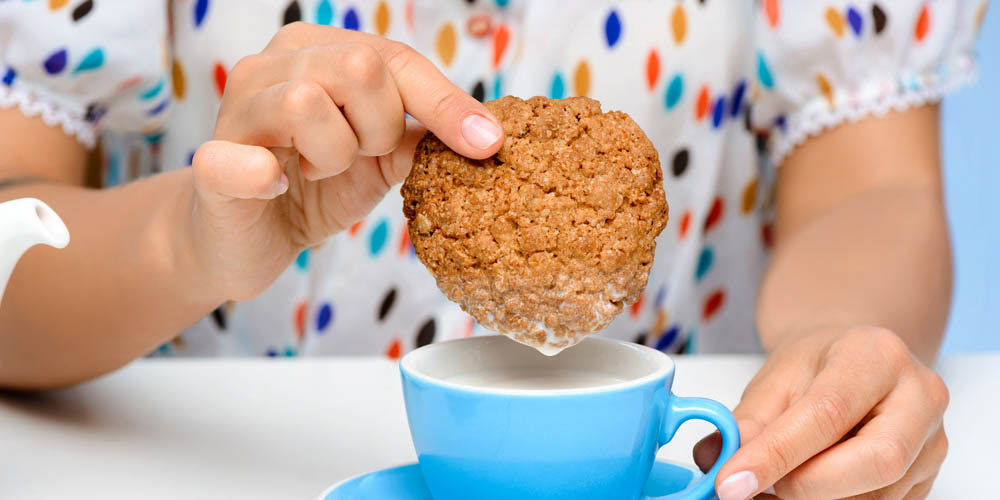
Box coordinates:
[0,169,222,388]
[756,185,951,364]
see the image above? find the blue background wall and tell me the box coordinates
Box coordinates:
[941,6,999,353]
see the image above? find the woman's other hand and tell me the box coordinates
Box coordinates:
[695,327,949,500]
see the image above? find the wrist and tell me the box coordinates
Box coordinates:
[759,319,871,355]
[760,321,942,367]
[155,169,227,309]
[758,309,852,353]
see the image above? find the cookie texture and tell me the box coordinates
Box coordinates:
[402,96,668,354]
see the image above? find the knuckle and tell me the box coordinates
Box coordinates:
[868,325,905,348]
[276,21,310,41]
[340,43,385,85]
[923,370,951,413]
[810,389,853,438]
[428,89,464,121]
[279,80,327,117]
[761,435,797,481]
[870,434,910,486]
[363,123,403,157]
[853,327,911,371]
[229,54,265,86]
[380,40,418,74]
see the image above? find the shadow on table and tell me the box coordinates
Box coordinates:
[0,388,109,428]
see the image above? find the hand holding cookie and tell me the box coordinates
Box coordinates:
[403,96,668,354]
[186,23,504,301]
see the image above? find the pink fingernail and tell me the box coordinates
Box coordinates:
[271,174,289,196]
[717,471,758,500]
[461,114,502,150]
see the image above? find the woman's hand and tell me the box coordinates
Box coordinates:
[188,22,503,301]
[694,327,949,500]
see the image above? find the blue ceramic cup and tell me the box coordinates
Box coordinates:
[400,336,739,500]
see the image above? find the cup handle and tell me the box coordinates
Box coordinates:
[642,394,740,500]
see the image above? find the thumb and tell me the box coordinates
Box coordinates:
[695,373,788,472]
[192,140,288,201]
[710,380,790,500]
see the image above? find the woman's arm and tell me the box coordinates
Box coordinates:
[757,104,951,364]
[0,24,502,390]
[699,105,953,500]
[0,108,222,389]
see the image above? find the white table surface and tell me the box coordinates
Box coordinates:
[0,355,995,499]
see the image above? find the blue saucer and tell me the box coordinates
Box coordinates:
[319,460,703,499]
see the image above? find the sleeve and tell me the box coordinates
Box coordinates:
[0,1,170,148]
[751,0,989,166]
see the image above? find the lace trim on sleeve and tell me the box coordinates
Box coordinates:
[0,84,96,148]
[770,53,978,167]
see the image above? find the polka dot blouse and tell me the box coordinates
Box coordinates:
[0,0,986,358]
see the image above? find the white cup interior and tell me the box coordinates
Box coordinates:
[401,335,673,394]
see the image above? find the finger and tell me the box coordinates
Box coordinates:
[379,40,503,157]
[263,23,502,158]
[377,120,426,186]
[695,364,794,472]
[192,140,287,200]
[716,354,899,499]
[730,370,795,441]
[302,121,427,233]
[840,434,944,500]
[300,42,405,156]
[219,80,360,181]
[235,43,406,156]
[772,374,948,499]
[299,120,423,195]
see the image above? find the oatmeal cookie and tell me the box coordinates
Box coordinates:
[402,96,668,354]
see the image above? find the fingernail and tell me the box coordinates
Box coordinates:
[717,471,758,500]
[271,174,289,196]
[461,114,502,150]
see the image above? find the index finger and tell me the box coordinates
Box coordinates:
[266,23,503,159]
[716,359,898,499]
[772,370,949,498]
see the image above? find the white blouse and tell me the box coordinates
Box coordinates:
[0,0,986,358]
